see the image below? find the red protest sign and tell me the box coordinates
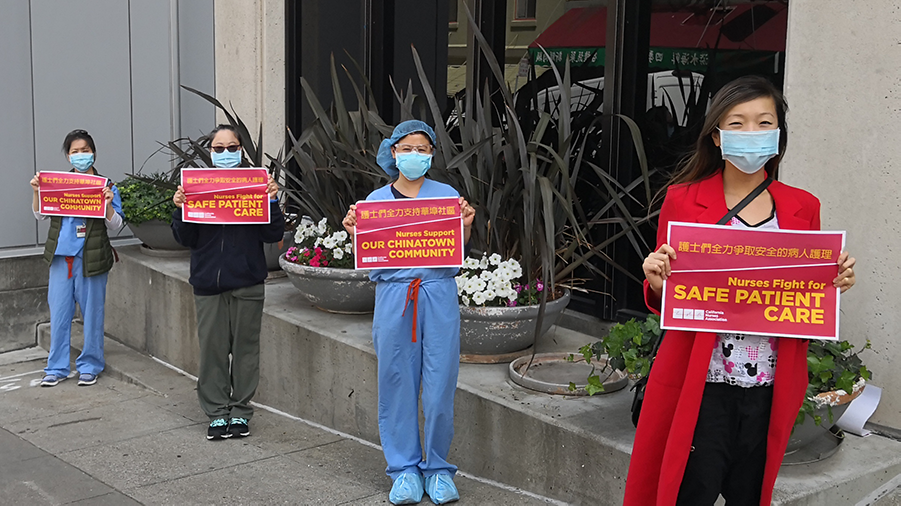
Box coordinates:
[181,168,270,224]
[354,197,464,270]
[38,171,108,219]
[661,222,845,340]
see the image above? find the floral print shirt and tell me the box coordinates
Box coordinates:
[707,212,780,388]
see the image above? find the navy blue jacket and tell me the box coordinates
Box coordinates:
[171,201,285,295]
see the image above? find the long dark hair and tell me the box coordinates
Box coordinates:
[62,129,96,154]
[667,75,788,188]
[208,124,242,146]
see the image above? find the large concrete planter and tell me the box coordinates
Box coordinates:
[279,255,375,314]
[460,289,571,361]
[264,231,294,271]
[129,219,188,254]
[785,383,865,457]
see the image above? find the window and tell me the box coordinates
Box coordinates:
[449,0,458,24]
[515,0,536,20]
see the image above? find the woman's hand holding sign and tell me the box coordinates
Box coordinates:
[173,186,186,209]
[643,244,678,296]
[460,197,474,242]
[834,252,856,293]
[342,204,358,236]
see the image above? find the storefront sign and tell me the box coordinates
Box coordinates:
[181,168,270,224]
[38,171,108,219]
[354,197,464,270]
[661,222,844,340]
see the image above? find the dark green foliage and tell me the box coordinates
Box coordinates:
[797,339,872,427]
[117,175,177,225]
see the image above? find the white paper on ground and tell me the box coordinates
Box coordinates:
[836,385,882,437]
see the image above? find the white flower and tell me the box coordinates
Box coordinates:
[479,256,489,269]
[483,289,496,301]
[344,242,353,253]
[335,230,348,242]
[489,253,502,266]
[463,257,480,270]
[475,278,487,293]
[314,237,322,248]
[479,270,493,281]
[472,292,486,305]
[333,248,344,260]
[463,278,480,295]
[322,237,337,249]
[461,295,471,306]
[317,217,328,234]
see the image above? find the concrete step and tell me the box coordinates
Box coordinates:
[87,244,901,505]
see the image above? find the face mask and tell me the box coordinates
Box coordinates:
[69,153,94,172]
[396,152,432,181]
[718,128,780,174]
[211,149,242,168]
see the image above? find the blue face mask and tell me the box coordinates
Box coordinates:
[211,149,242,168]
[69,153,94,172]
[396,152,432,181]
[718,128,780,174]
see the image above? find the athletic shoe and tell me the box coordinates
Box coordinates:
[207,418,231,440]
[425,473,459,504]
[389,472,424,505]
[41,374,66,387]
[77,373,97,386]
[227,417,250,438]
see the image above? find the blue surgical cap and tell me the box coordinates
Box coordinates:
[376,120,437,178]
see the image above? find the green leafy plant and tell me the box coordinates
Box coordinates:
[567,314,661,395]
[117,175,177,225]
[797,339,872,427]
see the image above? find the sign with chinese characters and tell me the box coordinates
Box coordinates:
[181,168,270,224]
[354,197,464,270]
[38,171,108,219]
[661,222,845,340]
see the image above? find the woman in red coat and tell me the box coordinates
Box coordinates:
[624,76,857,506]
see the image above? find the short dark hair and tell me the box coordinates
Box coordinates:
[209,124,242,145]
[62,129,96,154]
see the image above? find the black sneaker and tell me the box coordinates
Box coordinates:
[228,417,250,438]
[207,418,231,440]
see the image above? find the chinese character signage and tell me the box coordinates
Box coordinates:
[181,168,270,224]
[354,197,464,270]
[38,171,108,219]
[661,222,845,341]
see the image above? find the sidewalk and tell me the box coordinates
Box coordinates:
[0,346,559,505]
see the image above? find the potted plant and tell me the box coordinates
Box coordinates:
[567,314,660,395]
[279,217,375,314]
[456,253,571,358]
[786,339,871,454]
[118,174,185,252]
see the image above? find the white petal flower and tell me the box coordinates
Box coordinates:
[314,237,322,247]
[464,257,480,270]
[489,253,502,266]
[322,238,337,249]
[483,289,496,301]
[479,270,493,281]
[472,292,486,305]
[461,295,471,306]
[332,248,344,260]
[479,256,489,269]
[317,218,328,234]
[345,242,353,253]
[464,279,479,295]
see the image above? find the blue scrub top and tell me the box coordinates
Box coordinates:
[53,185,124,257]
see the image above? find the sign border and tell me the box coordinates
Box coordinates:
[354,196,465,270]
[660,221,845,341]
[38,171,108,219]
[180,168,271,225]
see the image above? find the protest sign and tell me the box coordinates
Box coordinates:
[181,168,270,224]
[661,222,844,340]
[38,171,108,219]
[354,197,464,270]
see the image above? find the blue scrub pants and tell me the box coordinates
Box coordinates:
[372,278,461,480]
[45,255,107,377]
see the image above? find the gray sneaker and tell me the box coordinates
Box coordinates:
[41,374,66,387]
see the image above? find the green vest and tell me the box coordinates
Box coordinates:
[42,171,114,277]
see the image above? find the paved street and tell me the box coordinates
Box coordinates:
[0,346,559,505]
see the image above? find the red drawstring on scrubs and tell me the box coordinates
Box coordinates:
[65,256,75,279]
[401,278,422,342]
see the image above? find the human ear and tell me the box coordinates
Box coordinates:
[711,130,721,148]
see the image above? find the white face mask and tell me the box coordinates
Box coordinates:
[718,128,780,174]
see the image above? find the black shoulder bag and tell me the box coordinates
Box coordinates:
[630,175,774,428]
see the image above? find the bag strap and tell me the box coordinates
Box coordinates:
[715,175,774,226]
[642,174,775,374]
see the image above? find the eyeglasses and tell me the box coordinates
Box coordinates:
[211,145,241,153]
[395,144,433,154]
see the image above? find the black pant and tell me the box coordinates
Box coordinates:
[676,382,773,506]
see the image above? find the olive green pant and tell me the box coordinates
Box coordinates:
[194,284,265,421]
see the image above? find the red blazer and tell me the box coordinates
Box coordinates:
[623,171,821,506]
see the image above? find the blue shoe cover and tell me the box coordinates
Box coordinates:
[389,472,424,505]
[425,474,459,504]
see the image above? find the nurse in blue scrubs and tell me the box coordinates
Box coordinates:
[343,120,475,505]
[30,129,124,387]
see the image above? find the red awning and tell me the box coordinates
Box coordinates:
[530,3,787,52]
